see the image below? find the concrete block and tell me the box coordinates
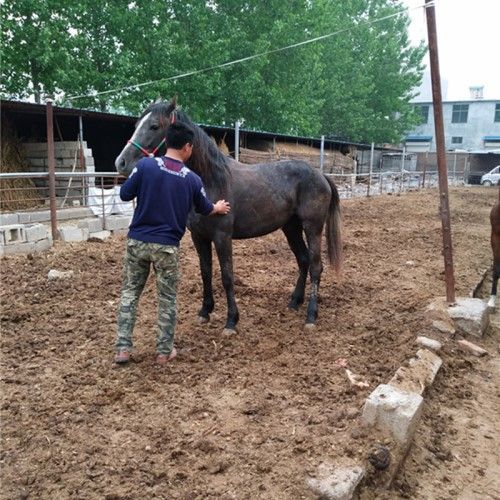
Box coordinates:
[77,218,103,232]
[58,225,89,242]
[0,213,19,225]
[34,237,53,252]
[308,463,365,500]
[111,228,128,237]
[57,207,93,221]
[88,230,111,241]
[0,241,35,256]
[104,215,131,231]
[0,224,27,245]
[25,223,49,242]
[18,213,31,224]
[28,211,51,223]
[389,349,442,396]
[362,384,423,444]
[22,142,48,152]
[29,158,46,167]
[416,336,442,351]
[448,297,489,338]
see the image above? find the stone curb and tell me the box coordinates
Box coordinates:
[307,334,443,499]
[308,283,494,499]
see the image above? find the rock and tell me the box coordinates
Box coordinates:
[47,269,74,280]
[307,463,365,500]
[457,339,488,357]
[416,336,442,351]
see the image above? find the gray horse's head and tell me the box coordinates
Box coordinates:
[115,98,177,177]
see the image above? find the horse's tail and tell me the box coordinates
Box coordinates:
[324,175,343,273]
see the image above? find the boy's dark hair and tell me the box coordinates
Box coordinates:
[166,122,195,149]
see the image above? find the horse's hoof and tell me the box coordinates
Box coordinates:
[222,328,238,336]
[304,323,316,330]
[287,304,300,312]
[198,316,210,324]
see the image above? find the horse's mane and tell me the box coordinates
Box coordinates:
[146,101,231,193]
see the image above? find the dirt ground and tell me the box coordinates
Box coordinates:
[1,186,499,499]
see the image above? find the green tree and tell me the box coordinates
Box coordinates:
[1,0,425,143]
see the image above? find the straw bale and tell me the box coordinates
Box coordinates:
[239,147,278,164]
[1,121,43,210]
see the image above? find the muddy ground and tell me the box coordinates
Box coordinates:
[1,186,499,499]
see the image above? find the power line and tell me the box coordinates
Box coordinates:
[66,2,432,102]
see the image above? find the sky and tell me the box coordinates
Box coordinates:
[403,0,500,101]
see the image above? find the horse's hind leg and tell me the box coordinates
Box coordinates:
[214,233,239,333]
[191,233,215,322]
[282,217,309,310]
[488,260,500,309]
[303,223,324,328]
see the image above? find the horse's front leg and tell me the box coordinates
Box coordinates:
[213,233,239,334]
[191,233,215,323]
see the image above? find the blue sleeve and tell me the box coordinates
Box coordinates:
[120,161,143,201]
[193,178,214,216]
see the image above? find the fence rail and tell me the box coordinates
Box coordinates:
[0,168,471,215]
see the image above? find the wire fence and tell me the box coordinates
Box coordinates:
[329,168,467,199]
[0,167,469,221]
[0,172,132,227]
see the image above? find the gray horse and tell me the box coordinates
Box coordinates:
[115,98,342,333]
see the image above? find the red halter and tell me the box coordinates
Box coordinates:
[127,111,176,157]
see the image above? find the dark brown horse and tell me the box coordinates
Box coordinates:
[115,98,342,332]
[488,188,500,309]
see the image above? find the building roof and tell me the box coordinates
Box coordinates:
[405,135,433,142]
[411,99,500,105]
[1,99,398,152]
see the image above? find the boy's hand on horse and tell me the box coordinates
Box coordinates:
[212,199,231,215]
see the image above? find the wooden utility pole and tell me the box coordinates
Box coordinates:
[425,0,455,303]
[46,99,58,240]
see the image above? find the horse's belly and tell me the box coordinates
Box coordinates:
[232,214,290,239]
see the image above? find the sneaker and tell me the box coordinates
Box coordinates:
[115,350,131,364]
[155,347,177,365]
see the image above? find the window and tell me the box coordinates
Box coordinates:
[452,104,468,123]
[495,103,500,122]
[415,104,429,124]
[451,136,463,144]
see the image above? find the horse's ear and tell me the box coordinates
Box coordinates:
[155,95,162,103]
[170,95,178,109]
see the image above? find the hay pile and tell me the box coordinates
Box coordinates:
[237,140,356,174]
[211,135,230,156]
[1,121,42,211]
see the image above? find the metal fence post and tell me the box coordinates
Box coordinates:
[367,142,374,197]
[399,146,406,193]
[319,135,325,173]
[101,176,106,229]
[235,120,240,162]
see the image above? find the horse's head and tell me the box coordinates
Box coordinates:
[115,97,177,177]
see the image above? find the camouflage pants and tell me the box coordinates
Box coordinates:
[116,238,179,355]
